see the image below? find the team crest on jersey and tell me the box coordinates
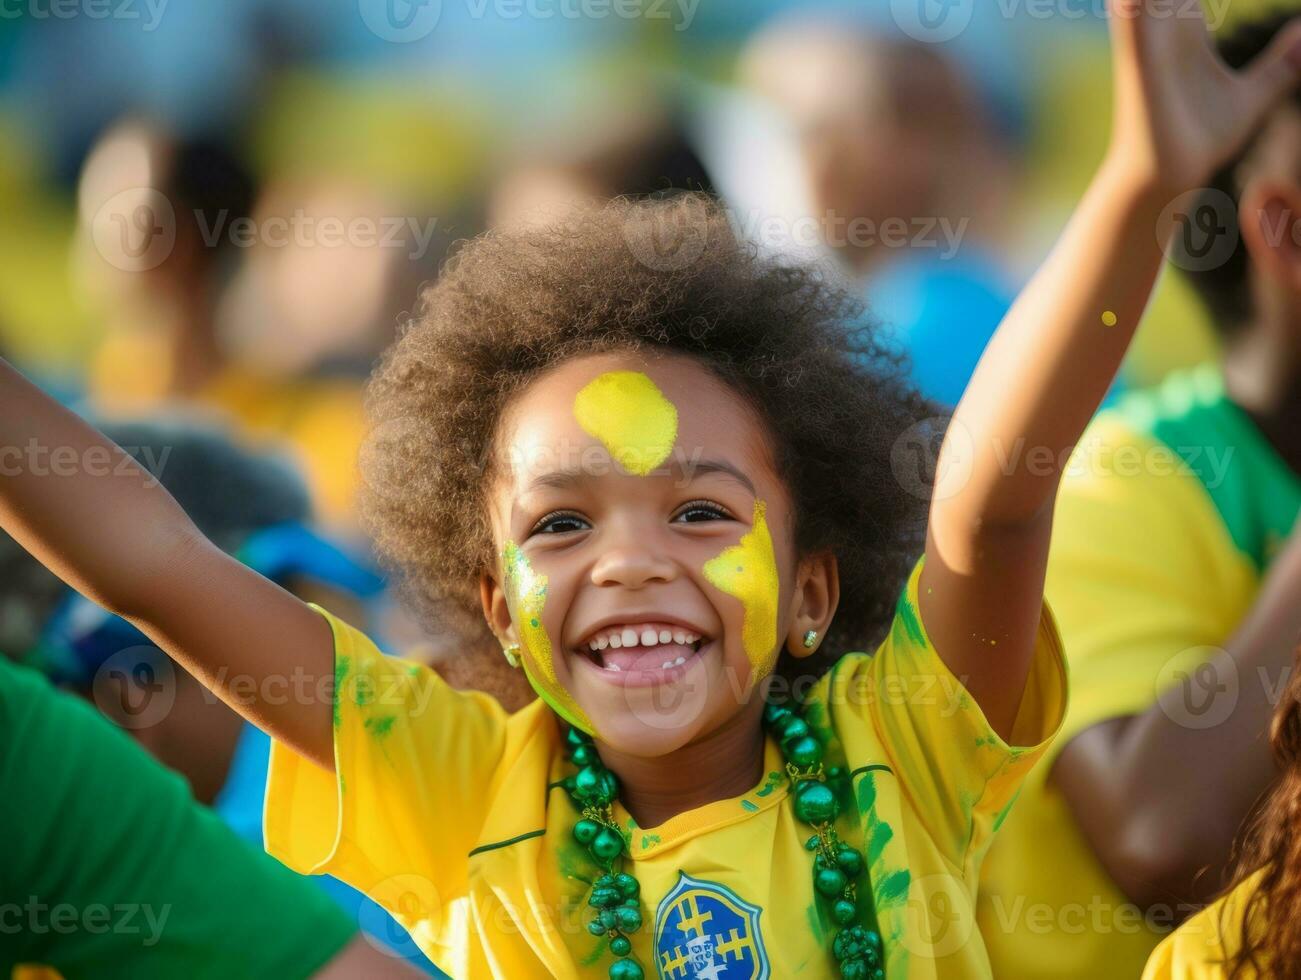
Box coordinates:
[653,872,769,979]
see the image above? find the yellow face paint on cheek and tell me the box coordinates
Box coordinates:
[572,371,678,476]
[703,500,781,683]
[501,541,595,734]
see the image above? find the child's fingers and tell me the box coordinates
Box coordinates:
[1240,16,1301,122]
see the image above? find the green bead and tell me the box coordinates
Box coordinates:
[763,703,793,728]
[804,834,822,851]
[599,908,619,930]
[614,906,642,931]
[587,919,607,937]
[785,735,823,767]
[591,828,625,862]
[780,717,810,742]
[574,819,600,845]
[836,845,864,878]
[839,958,868,980]
[793,782,839,823]
[614,872,640,898]
[609,959,644,980]
[827,766,845,779]
[572,744,597,766]
[833,925,872,962]
[598,770,620,803]
[609,935,632,956]
[574,766,602,799]
[815,867,848,897]
[566,727,590,748]
[589,887,621,909]
[832,898,857,925]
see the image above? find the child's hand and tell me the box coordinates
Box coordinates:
[1108,0,1301,195]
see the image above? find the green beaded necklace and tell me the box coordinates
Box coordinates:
[560,698,885,980]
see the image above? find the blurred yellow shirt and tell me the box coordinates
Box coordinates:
[979,367,1301,979]
[265,559,1067,979]
[91,331,365,530]
[1142,871,1266,979]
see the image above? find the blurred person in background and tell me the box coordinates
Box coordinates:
[75,120,393,533]
[979,12,1301,978]
[0,416,442,976]
[1142,643,1301,978]
[486,95,714,231]
[737,16,1024,408]
[0,651,420,980]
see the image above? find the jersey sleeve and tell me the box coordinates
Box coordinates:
[844,557,1068,870]
[264,605,511,927]
[0,656,355,980]
[1044,417,1257,759]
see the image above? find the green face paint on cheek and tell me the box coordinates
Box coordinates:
[501,541,595,734]
[703,500,781,684]
[572,371,678,476]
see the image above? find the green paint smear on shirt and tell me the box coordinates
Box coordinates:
[364,714,397,739]
[640,834,661,850]
[754,771,783,798]
[740,800,759,813]
[333,655,351,729]
[895,592,927,648]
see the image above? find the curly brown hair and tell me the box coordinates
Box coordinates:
[362,194,934,689]
[1225,645,1301,979]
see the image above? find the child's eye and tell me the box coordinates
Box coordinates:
[672,500,733,524]
[531,511,591,535]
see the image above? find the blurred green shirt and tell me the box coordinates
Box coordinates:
[0,655,356,979]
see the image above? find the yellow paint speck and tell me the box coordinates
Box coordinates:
[1101,311,1118,327]
[573,371,678,476]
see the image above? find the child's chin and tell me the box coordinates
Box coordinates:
[584,695,716,756]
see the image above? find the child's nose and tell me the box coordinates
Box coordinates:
[589,543,677,590]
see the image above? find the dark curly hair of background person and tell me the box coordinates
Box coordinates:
[362,193,938,687]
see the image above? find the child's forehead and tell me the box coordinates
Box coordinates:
[498,352,772,477]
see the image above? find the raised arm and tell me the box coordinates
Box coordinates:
[920,1,1301,738]
[0,359,336,769]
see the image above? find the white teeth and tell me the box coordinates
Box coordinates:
[659,629,672,643]
[621,628,638,647]
[641,628,658,646]
[589,640,599,651]
[673,630,686,644]
[597,636,608,650]
[609,635,623,649]
[673,656,686,666]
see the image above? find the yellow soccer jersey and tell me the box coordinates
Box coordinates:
[1142,871,1267,980]
[979,366,1301,979]
[266,559,1067,979]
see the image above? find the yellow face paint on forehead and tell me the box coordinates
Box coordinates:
[703,500,781,684]
[572,371,678,476]
[501,541,595,734]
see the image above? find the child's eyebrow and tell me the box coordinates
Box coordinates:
[679,459,756,496]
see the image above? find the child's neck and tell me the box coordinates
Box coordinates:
[594,700,768,830]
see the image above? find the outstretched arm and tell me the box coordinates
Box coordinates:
[921,0,1301,738]
[0,359,336,769]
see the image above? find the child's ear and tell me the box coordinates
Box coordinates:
[785,551,839,658]
[480,573,518,648]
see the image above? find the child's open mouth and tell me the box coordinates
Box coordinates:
[574,621,710,686]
